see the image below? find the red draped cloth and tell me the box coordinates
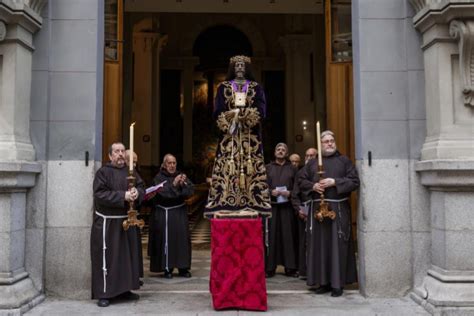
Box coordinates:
[209,218,267,311]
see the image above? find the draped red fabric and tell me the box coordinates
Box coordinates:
[209,218,267,311]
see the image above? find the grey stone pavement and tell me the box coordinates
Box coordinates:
[26,249,428,316]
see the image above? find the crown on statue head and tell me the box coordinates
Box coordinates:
[230,55,251,64]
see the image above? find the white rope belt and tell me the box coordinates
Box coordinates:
[156,203,185,270]
[95,211,128,293]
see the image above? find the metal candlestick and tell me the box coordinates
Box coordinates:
[314,165,336,222]
[123,171,145,230]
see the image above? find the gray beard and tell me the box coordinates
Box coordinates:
[322,147,337,157]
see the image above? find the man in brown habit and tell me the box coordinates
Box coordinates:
[91,142,144,307]
[298,131,359,297]
[265,143,298,278]
[291,147,317,280]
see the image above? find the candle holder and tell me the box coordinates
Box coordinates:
[123,170,145,230]
[314,165,336,222]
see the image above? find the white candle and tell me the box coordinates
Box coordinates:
[129,122,135,171]
[316,121,322,166]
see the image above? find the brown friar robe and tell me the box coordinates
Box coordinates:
[298,152,359,289]
[91,163,145,299]
[265,160,298,272]
[148,169,194,273]
[291,166,307,277]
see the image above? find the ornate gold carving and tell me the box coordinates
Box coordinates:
[314,166,336,222]
[450,20,474,108]
[122,173,145,230]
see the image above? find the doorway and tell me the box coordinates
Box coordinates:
[103,0,356,290]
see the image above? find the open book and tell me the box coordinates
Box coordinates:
[144,180,167,201]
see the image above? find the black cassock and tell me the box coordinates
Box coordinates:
[265,161,298,272]
[91,163,144,299]
[291,167,307,277]
[298,152,359,289]
[148,169,194,272]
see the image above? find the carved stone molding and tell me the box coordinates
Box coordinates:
[450,19,474,108]
[408,0,444,14]
[25,0,48,16]
[0,21,5,41]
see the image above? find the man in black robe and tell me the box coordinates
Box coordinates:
[291,147,317,280]
[148,154,194,278]
[298,131,359,297]
[265,143,298,277]
[91,142,144,307]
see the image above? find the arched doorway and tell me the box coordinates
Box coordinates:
[190,25,253,183]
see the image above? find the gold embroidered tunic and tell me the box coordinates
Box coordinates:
[204,80,271,217]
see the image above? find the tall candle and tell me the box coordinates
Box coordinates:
[129,122,135,171]
[316,121,322,166]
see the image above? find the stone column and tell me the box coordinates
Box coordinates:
[180,57,198,164]
[280,34,314,154]
[0,0,46,313]
[152,35,168,166]
[409,1,474,314]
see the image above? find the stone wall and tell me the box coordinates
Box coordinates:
[29,0,104,299]
[352,0,430,297]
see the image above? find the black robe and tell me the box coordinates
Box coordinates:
[91,163,145,299]
[148,169,194,272]
[291,167,307,277]
[298,152,359,288]
[265,160,298,272]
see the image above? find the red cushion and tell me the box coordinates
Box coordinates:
[210,218,267,311]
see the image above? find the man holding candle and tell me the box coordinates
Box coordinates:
[91,142,144,307]
[298,130,359,297]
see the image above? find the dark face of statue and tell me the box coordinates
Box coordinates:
[234,61,245,79]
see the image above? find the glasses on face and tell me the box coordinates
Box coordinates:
[322,139,335,144]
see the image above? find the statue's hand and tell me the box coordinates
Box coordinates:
[224,111,235,121]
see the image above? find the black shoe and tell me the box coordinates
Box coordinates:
[178,269,191,278]
[164,269,173,279]
[117,291,140,300]
[284,269,299,278]
[331,288,343,297]
[139,280,144,286]
[265,270,275,278]
[314,285,331,294]
[97,299,110,307]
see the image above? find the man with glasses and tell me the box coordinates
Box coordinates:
[298,131,359,297]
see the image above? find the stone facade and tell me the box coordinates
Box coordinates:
[408,1,474,314]
[0,0,473,315]
[0,0,46,314]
